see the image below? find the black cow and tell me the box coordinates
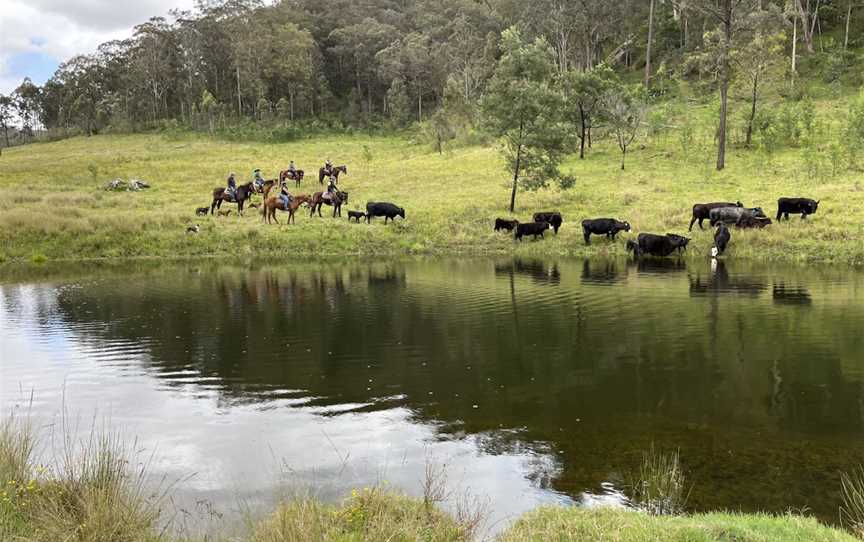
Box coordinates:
[347,210,366,222]
[626,233,690,257]
[533,212,563,234]
[581,218,631,245]
[515,221,551,241]
[712,224,731,257]
[776,197,819,220]
[494,218,519,232]
[736,216,772,229]
[709,206,766,227]
[366,202,405,223]
[690,201,742,231]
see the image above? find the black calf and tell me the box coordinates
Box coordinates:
[348,210,366,222]
[494,218,519,232]
[713,224,731,256]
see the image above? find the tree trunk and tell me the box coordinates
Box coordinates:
[621,145,626,170]
[845,3,853,52]
[578,104,587,159]
[509,121,524,213]
[717,78,728,170]
[510,142,522,213]
[236,66,242,116]
[792,14,798,74]
[290,91,295,121]
[746,73,758,148]
[645,0,655,87]
[417,87,422,123]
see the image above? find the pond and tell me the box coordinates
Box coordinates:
[2,258,863,532]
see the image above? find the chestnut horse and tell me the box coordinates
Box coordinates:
[310,190,348,218]
[318,165,347,184]
[263,194,311,225]
[279,169,305,188]
[211,181,255,216]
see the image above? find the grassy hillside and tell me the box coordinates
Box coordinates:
[0,119,861,265]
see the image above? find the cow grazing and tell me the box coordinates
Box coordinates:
[690,201,742,231]
[515,221,551,241]
[626,233,690,257]
[495,218,519,232]
[776,197,819,220]
[366,202,405,223]
[347,210,366,223]
[533,212,563,234]
[712,224,731,257]
[709,206,766,227]
[581,218,631,245]
[736,216,772,229]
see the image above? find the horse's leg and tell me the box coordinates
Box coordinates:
[211,199,217,215]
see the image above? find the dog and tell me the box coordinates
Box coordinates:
[348,210,366,223]
[217,210,233,217]
[195,207,209,216]
[186,224,200,234]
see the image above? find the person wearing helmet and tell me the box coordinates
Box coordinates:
[226,172,237,201]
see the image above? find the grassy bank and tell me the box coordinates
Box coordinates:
[1,416,860,542]
[0,124,862,265]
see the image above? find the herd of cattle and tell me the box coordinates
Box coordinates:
[494,197,821,258]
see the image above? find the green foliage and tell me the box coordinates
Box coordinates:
[482,27,569,211]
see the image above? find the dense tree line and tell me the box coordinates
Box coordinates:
[2,0,863,178]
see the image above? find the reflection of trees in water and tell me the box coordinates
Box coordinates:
[8,260,864,522]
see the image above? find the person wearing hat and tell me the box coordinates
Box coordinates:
[287,160,297,179]
[252,168,265,190]
[226,172,237,201]
[323,159,333,176]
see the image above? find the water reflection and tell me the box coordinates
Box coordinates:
[2,258,864,527]
[772,282,813,305]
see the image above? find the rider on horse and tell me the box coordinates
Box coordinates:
[287,160,297,179]
[253,168,265,190]
[324,159,333,176]
[324,174,338,201]
[226,172,237,201]
[279,184,294,209]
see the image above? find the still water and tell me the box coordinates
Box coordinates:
[2,258,863,531]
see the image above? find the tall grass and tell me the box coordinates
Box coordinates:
[0,413,168,542]
[626,445,689,516]
[841,467,864,538]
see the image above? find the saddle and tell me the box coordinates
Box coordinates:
[225,189,237,202]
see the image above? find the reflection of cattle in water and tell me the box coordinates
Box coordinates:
[689,260,767,297]
[580,259,623,285]
[495,259,561,285]
[630,257,687,274]
[772,282,812,305]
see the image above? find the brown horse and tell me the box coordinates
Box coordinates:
[310,190,348,218]
[318,165,348,184]
[263,194,312,225]
[212,181,255,216]
[254,179,279,194]
[280,169,305,188]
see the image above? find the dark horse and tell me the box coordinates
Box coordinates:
[310,190,348,217]
[211,181,255,216]
[318,165,348,185]
[280,169,305,188]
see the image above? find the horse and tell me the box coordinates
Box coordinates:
[262,194,312,225]
[318,165,348,185]
[280,169,305,188]
[257,179,277,196]
[310,190,348,218]
[211,181,255,216]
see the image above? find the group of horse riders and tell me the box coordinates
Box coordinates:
[225,159,339,210]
